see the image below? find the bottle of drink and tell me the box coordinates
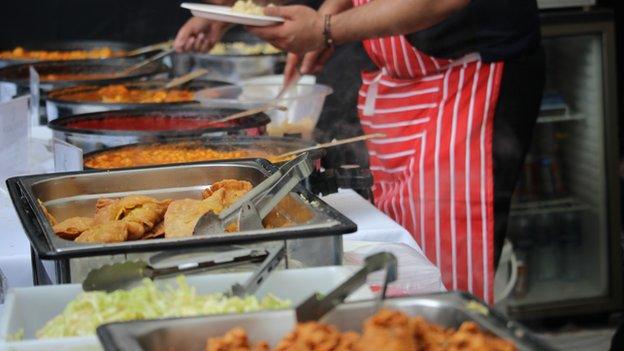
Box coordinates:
[559,211,582,281]
[533,213,558,281]
[511,216,534,298]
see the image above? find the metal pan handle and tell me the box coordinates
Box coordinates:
[5,178,55,256]
[229,243,286,297]
[295,252,397,322]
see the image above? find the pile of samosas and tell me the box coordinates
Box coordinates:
[44,179,254,244]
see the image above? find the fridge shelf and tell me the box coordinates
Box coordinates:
[537,112,586,124]
[510,197,590,216]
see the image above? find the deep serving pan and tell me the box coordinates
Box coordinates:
[172,27,284,82]
[47,107,270,153]
[0,58,168,101]
[97,292,555,351]
[45,79,232,120]
[0,40,138,68]
[82,136,322,170]
[6,159,356,260]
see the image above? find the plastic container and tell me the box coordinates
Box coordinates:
[0,266,371,351]
[196,83,333,140]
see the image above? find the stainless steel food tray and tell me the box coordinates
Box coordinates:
[97,292,556,351]
[6,159,356,259]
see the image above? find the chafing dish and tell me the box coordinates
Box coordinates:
[172,27,284,83]
[45,79,232,120]
[97,292,556,351]
[82,136,322,170]
[0,58,168,99]
[6,159,355,284]
[47,107,270,153]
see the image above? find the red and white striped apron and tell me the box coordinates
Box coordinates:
[354,0,504,303]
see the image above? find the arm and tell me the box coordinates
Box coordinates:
[330,0,469,45]
[250,0,469,55]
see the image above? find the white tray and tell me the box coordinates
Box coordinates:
[0,266,371,351]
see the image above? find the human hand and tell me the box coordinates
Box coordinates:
[247,5,324,56]
[174,17,230,53]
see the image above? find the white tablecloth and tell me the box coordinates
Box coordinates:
[0,127,441,294]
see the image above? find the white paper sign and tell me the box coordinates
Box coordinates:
[0,96,30,188]
[0,82,17,103]
[53,139,83,172]
[29,66,40,127]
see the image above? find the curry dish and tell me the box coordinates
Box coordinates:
[42,179,301,244]
[0,46,124,61]
[206,309,516,351]
[84,143,293,169]
[59,84,195,103]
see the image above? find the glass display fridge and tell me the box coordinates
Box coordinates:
[494,8,622,319]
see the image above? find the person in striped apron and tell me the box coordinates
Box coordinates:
[177,0,544,303]
[247,0,544,304]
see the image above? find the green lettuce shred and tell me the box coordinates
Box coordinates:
[36,276,290,339]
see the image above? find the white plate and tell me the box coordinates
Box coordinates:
[181,3,284,26]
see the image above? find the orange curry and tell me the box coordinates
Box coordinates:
[0,47,124,61]
[61,84,195,103]
[84,143,292,169]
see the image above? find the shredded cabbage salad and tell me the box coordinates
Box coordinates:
[37,276,290,339]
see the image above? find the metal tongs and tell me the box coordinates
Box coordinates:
[193,153,314,236]
[82,243,286,296]
[296,252,398,322]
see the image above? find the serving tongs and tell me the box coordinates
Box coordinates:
[193,153,314,236]
[296,252,398,322]
[82,243,286,297]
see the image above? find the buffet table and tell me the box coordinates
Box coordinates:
[0,128,439,294]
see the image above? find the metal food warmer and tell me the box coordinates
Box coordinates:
[97,292,556,351]
[6,159,357,285]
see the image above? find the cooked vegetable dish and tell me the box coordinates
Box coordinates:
[84,142,293,169]
[206,309,516,351]
[0,46,124,61]
[58,84,195,103]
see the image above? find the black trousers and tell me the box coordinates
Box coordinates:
[492,47,546,266]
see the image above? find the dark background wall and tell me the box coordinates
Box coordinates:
[0,0,188,47]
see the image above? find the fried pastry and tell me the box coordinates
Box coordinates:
[75,221,128,243]
[164,188,227,238]
[53,217,95,240]
[202,179,253,208]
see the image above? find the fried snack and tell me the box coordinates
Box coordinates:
[122,200,170,240]
[446,322,516,351]
[143,220,165,239]
[94,198,122,224]
[52,217,95,240]
[202,180,253,208]
[0,46,123,61]
[75,221,128,243]
[164,188,227,238]
[38,199,58,225]
[275,322,346,351]
[354,309,415,351]
[206,327,270,351]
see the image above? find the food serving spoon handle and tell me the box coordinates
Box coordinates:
[276,133,386,159]
[164,68,210,89]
